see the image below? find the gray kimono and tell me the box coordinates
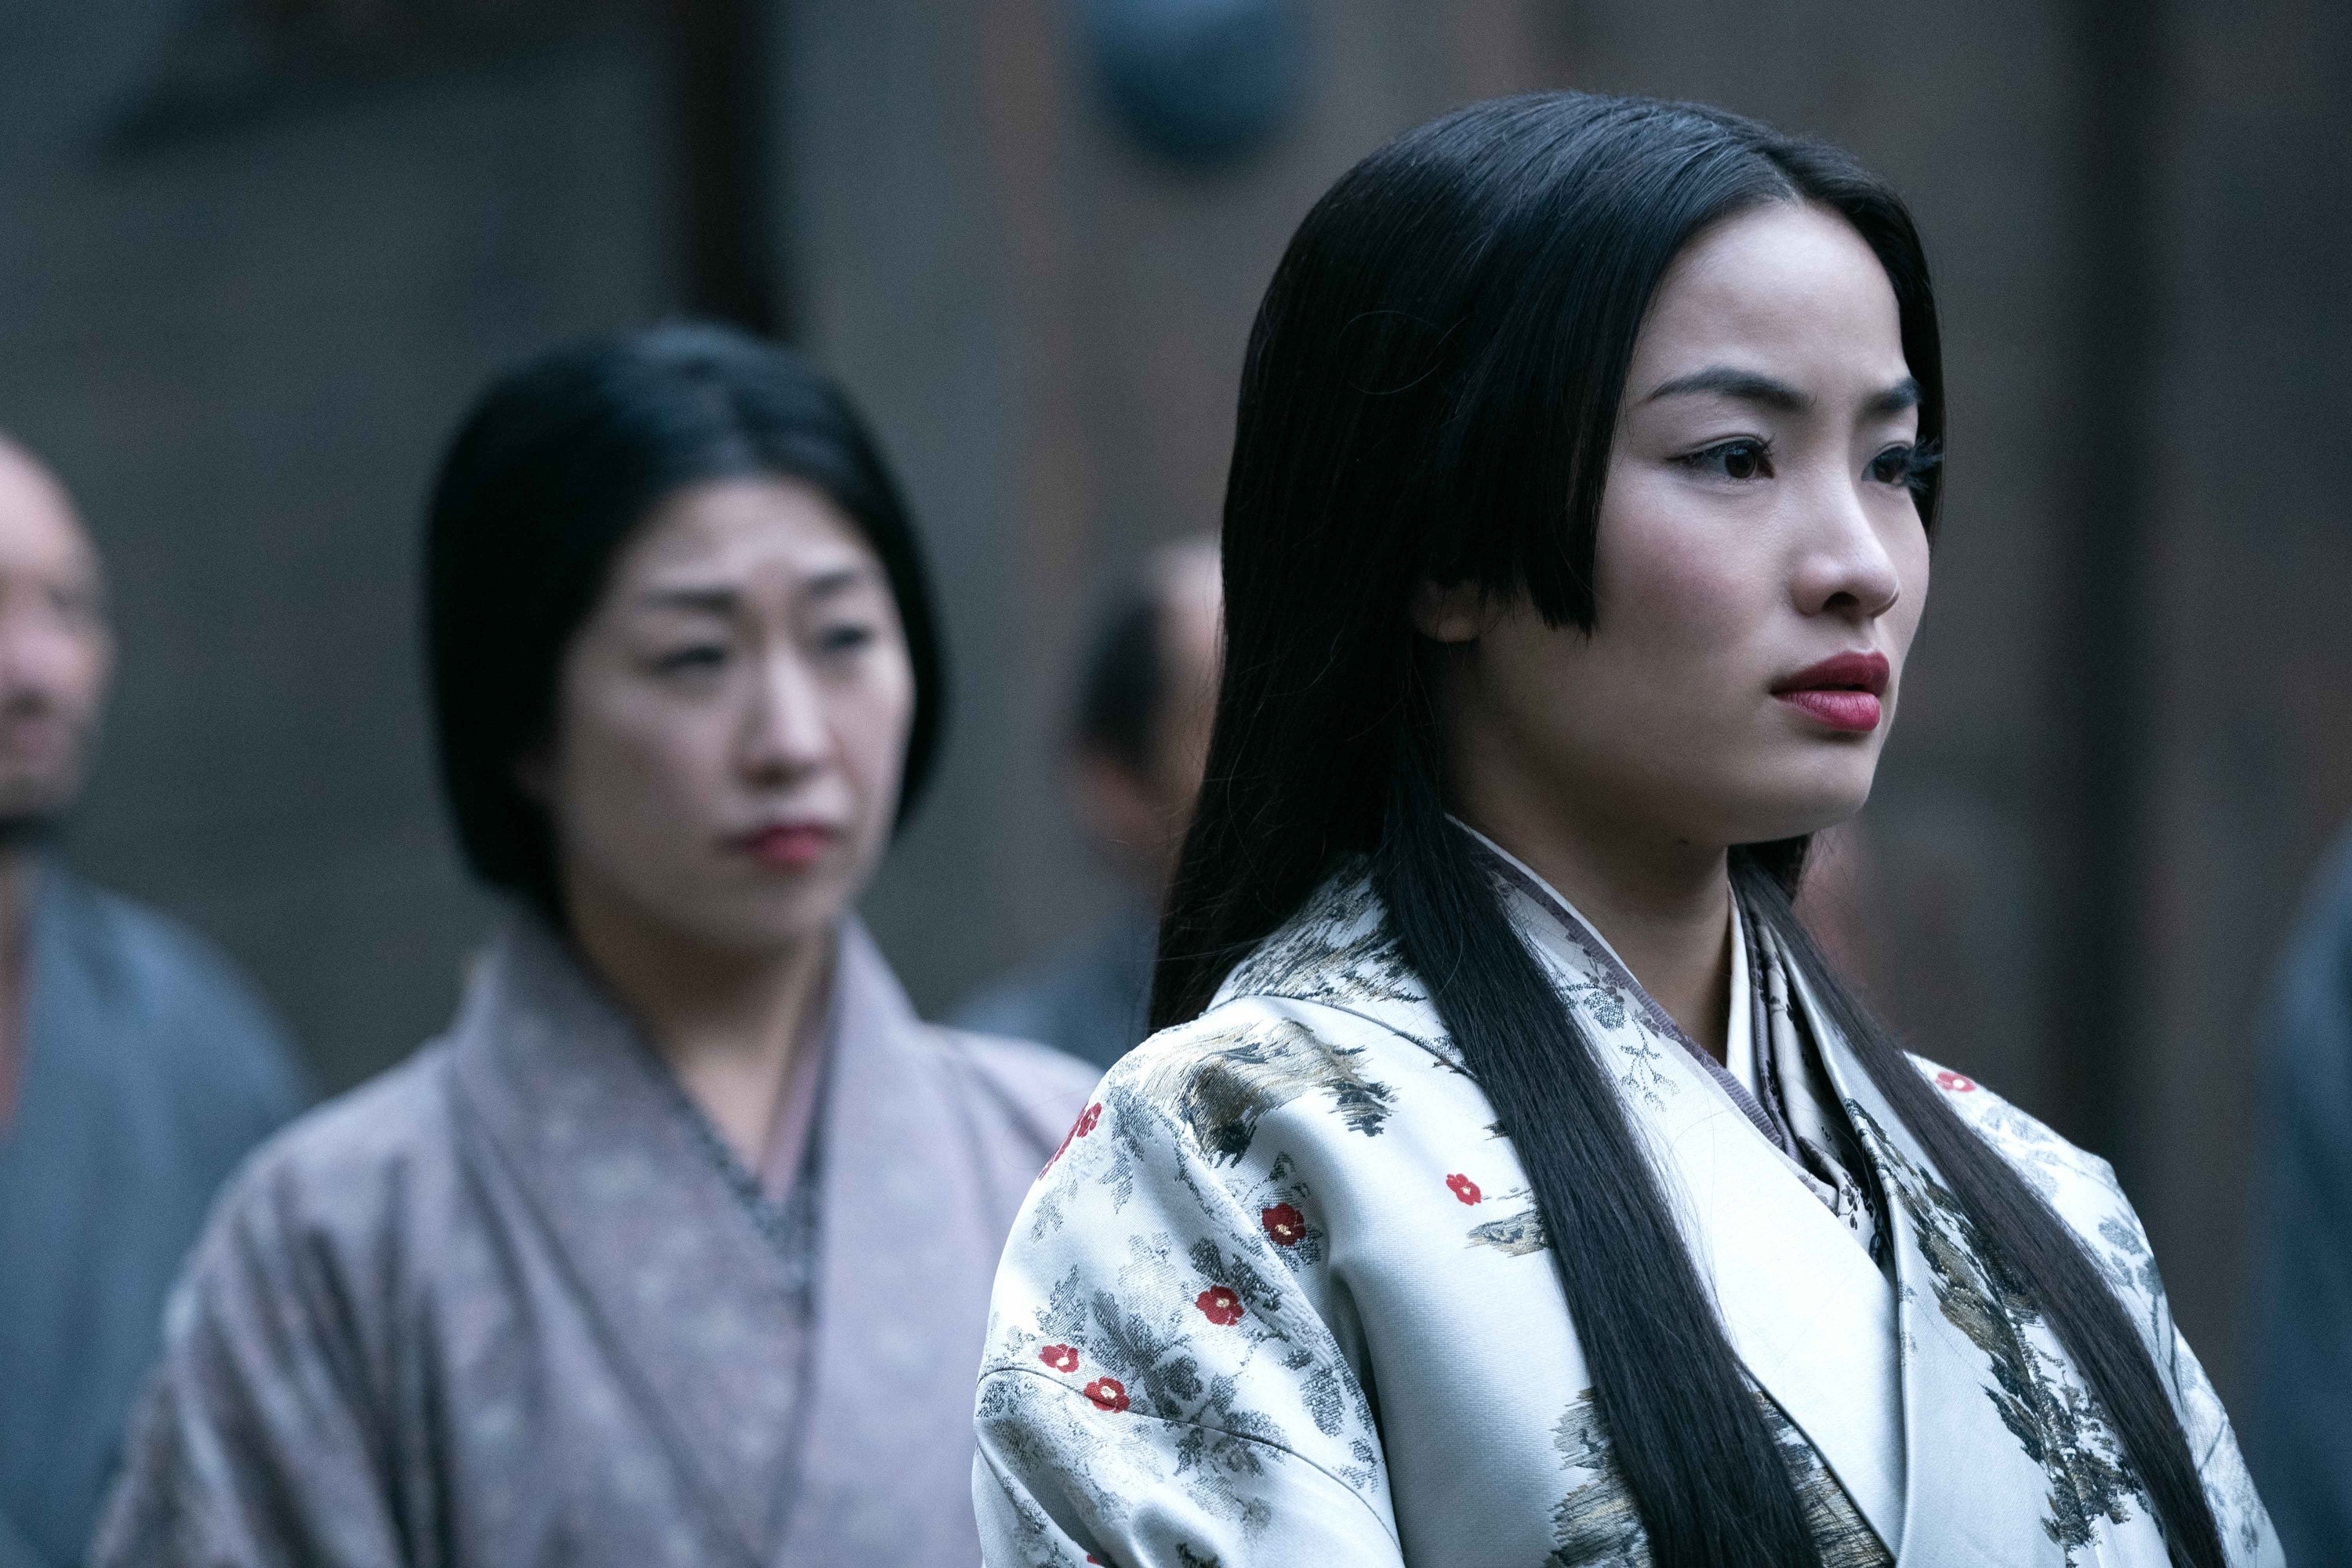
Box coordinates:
[0,863,303,1568]
[93,913,1098,1567]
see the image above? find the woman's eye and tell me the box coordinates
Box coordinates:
[652,644,728,675]
[1868,438,1943,495]
[1682,438,1773,481]
[816,622,876,655]
[1867,445,1915,486]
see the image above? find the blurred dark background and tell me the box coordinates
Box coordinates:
[2,0,2346,1418]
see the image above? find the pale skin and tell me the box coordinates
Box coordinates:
[1417,201,1931,1062]
[0,439,113,1095]
[527,477,914,1166]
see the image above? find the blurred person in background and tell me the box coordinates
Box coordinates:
[2250,824,2352,1562]
[92,326,1095,1567]
[0,437,305,1568]
[952,537,1219,1070]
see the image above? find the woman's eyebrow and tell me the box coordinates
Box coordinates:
[1863,376,1922,418]
[801,564,871,601]
[634,585,735,613]
[1639,368,1921,420]
[631,564,873,613]
[1639,365,1807,411]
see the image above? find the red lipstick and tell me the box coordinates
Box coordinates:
[733,822,838,870]
[1772,651,1890,734]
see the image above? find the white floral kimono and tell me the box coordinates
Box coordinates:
[972,844,2281,1566]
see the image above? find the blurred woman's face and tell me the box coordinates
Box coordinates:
[539,477,914,955]
[1425,201,1931,852]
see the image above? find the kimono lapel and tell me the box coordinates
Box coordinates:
[1482,866,1908,1555]
[449,917,808,1568]
[781,920,1014,1566]
[1800,964,2089,1567]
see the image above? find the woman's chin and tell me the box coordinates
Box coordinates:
[1715,781,1876,849]
[644,883,848,960]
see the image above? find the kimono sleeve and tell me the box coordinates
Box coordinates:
[1922,1062,2286,1566]
[89,1147,408,1568]
[972,1016,1403,1568]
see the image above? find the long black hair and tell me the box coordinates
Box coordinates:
[426,322,946,924]
[1153,93,2223,1568]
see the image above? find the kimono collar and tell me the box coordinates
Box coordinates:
[1229,851,2208,1563]
[1454,823,1814,1163]
[1479,848,2186,1565]
[1464,833,1909,1553]
[1219,851,1910,1554]
[449,911,1015,1568]
[448,913,817,1565]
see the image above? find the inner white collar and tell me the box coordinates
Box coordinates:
[1723,897,1755,1095]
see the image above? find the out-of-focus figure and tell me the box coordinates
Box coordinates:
[90,327,1095,1568]
[2250,824,2352,1563]
[952,537,1218,1069]
[0,438,305,1568]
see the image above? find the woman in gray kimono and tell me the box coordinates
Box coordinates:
[95,325,1098,1567]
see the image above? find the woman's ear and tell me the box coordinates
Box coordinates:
[1410,578,1498,644]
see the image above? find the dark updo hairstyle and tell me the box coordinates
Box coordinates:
[425,322,946,924]
[1154,93,2226,1567]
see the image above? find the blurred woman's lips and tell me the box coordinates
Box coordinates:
[730,822,840,870]
[1771,650,1889,735]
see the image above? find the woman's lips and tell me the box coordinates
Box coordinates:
[732,823,839,870]
[1777,688,1882,731]
[1772,651,1890,735]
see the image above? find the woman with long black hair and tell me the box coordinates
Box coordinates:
[974,95,2278,1567]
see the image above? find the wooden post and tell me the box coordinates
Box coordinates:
[664,0,788,337]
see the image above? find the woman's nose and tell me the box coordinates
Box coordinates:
[1793,476,1904,620]
[742,653,831,779]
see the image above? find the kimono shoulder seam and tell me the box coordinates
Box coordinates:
[1219,993,1444,1069]
[979,1366,1401,1547]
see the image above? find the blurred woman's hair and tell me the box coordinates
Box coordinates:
[1152,92,2224,1568]
[425,322,945,923]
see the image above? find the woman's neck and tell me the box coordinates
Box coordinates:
[564,874,836,1168]
[1454,789,1735,1064]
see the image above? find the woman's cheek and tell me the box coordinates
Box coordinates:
[1893,544,1931,657]
[840,684,913,834]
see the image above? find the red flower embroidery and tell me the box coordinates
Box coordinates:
[1261,1203,1306,1247]
[1042,1102,1105,1173]
[1083,1377,1129,1413]
[1195,1286,1244,1326]
[1039,1343,1080,1373]
[1935,1070,1977,1094]
[1446,1172,1483,1205]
